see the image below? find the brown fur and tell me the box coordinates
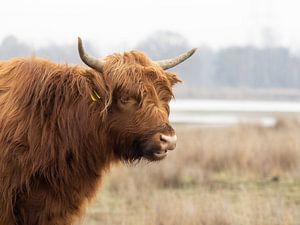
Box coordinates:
[0,51,181,225]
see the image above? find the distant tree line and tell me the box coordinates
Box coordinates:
[1,31,300,89]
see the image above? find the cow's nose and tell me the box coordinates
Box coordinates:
[160,134,177,150]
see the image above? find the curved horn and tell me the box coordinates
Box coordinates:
[77,37,104,72]
[156,48,197,70]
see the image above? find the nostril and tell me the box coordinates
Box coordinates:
[160,135,167,143]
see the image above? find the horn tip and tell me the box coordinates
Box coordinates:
[77,37,84,59]
[78,37,83,46]
[190,48,197,55]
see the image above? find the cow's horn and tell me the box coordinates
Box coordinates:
[156,48,197,70]
[78,37,104,72]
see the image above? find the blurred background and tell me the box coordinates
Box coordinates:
[1,0,300,224]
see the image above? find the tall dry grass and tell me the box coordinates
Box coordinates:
[81,117,300,225]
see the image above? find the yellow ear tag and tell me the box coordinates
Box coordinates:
[93,91,101,99]
[91,94,97,102]
[91,90,101,102]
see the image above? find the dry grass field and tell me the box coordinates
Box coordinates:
[81,117,300,225]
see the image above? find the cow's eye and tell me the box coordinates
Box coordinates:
[117,96,137,110]
[120,96,130,104]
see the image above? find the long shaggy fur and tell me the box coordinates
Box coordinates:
[0,52,180,225]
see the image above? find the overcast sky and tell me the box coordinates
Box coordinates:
[1,0,300,53]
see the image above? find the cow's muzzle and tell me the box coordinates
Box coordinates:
[151,133,177,159]
[141,128,177,161]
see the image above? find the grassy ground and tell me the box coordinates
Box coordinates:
[80,118,300,225]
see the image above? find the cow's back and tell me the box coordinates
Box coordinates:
[0,58,105,225]
[0,58,77,224]
[0,59,27,224]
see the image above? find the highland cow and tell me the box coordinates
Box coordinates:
[0,37,196,225]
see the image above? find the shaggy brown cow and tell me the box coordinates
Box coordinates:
[0,37,196,225]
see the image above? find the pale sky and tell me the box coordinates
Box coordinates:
[1,0,300,53]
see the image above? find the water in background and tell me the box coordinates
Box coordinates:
[169,99,300,126]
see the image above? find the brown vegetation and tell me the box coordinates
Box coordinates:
[83,119,300,225]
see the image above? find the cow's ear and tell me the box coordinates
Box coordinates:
[86,71,114,120]
[168,73,182,86]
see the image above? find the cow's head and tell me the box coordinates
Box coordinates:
[78,38,196,162]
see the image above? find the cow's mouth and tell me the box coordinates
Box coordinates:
[142,148,169,161]
[153,150,168,159]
